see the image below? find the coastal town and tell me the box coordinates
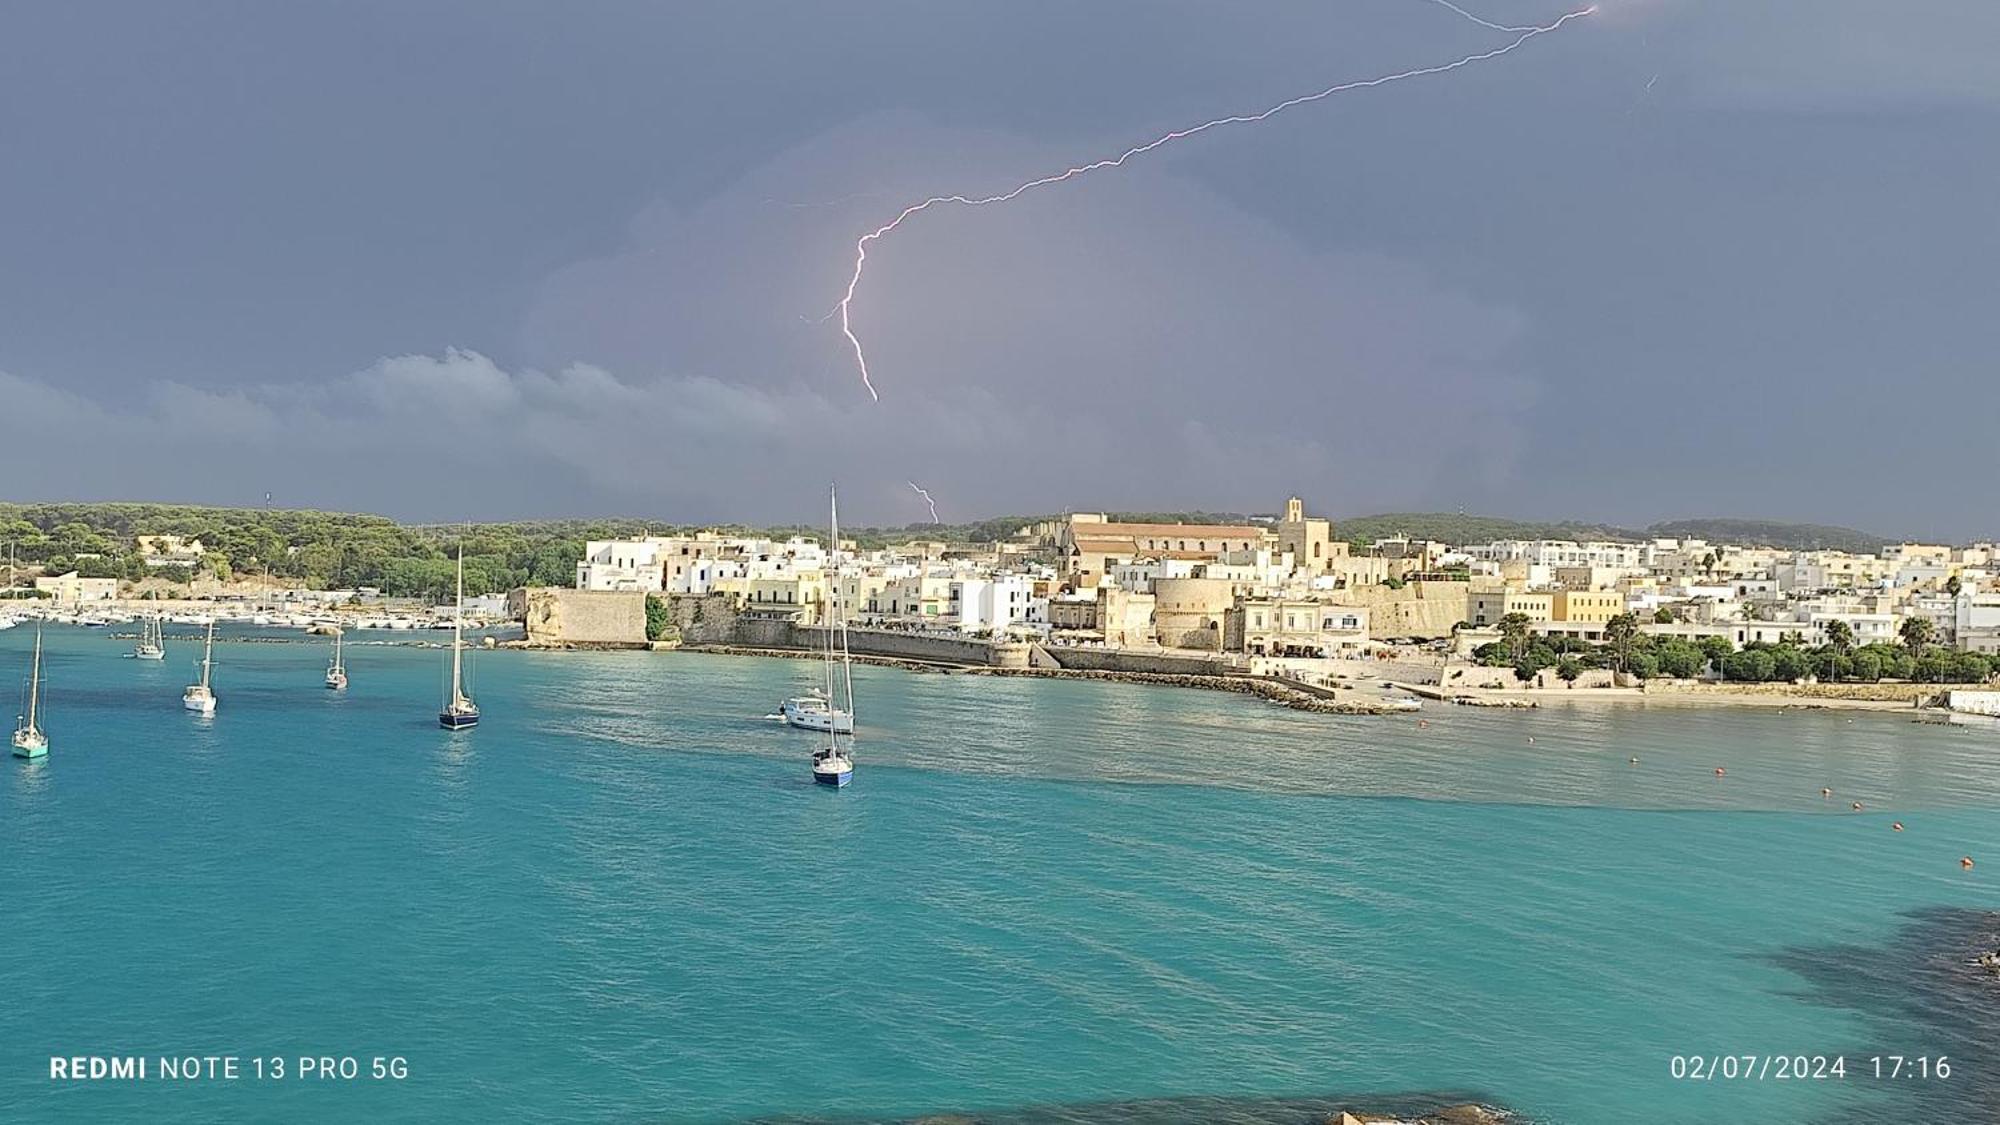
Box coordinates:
[7,496,1999,716]
[546,496,2000,712]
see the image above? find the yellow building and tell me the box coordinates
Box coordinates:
[1465,590,1553,628]
[34,571,119,603]
[1551,590,1624,624]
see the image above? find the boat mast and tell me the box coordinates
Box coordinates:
[832,492,855,749]
[450,544,465,705]
[25,625,41,734]
[823,486,841,752]
[200,620,214,688]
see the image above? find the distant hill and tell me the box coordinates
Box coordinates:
[1335,512,1891,553]
[1643,519,1889,554]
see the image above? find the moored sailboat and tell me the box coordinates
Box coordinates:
[183,620,217,713]
[325,628,348,690]
[439,545,479,729]
[811,486,855,789]
[134,614,165,661]
[12,624,48,759]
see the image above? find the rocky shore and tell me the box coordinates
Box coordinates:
[675,645,1405,715]
[969,666,1403,714]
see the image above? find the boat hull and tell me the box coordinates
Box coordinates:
[11,734,46,759]
[812,764,852,787]
[134,650,165,661]
[326,675,347,691]
[439,711,480,730]
[183,695,216,714]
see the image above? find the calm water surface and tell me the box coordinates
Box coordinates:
[2,626,1996,1123]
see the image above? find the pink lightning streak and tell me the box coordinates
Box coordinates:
[835,4,1595,401]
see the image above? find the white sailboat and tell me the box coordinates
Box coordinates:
[325,628,348,690]
[12,624,48,759]
[811,486,855,788]
[183,619,217,713]
[134,614,165,660]
[438,545,479,729]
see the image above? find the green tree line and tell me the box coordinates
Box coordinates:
[1474,613,1994,686]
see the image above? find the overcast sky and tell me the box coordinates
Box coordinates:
[2,1,1995,536]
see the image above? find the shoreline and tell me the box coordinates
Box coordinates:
[677,644,1406,715]
[1397,681,1933,713]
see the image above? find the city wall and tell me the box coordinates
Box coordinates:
[509,588,647,648]
[1338,581,1470,640]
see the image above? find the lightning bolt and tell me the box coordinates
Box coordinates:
[835,4,1597,400]
[1423,0,1542,34]
[907,481,941,523]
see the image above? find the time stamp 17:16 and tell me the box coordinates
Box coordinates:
[1671,1055,1951,1081]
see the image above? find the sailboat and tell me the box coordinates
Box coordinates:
[324,628,348,690]
[182,619,217,713]
[438,545,479,729]
[811,486,855,788]
[134,614,165,661]
[12,625,48,759]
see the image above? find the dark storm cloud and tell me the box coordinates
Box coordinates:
[0,1,1994,537]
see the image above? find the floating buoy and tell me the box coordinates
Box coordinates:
[1528,736,1536,744]
[1821,788,1832,798]
[1851,802,1864,811]
[1891,822,1904,832]
[1417,719,1429,729]
[1962,857,1976,870]
[1629,756,1639,765]
[1714,767,1726,776]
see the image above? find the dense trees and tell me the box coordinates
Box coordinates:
[1474,628,1995,686]
[0,502,637,600]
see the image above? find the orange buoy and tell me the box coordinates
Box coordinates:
[1962,857,1975,870]
[1891,822,1904,832]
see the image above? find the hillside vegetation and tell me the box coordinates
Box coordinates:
[1335,512,1890,553]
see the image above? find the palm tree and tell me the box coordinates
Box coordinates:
[1603,613,1639,674]
[1899,615,1935,656]
[1498,613,1532,663]
[1946,575,1963,597]
[1822,619,1854,654]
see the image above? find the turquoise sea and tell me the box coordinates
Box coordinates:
[2,624,1996,1123]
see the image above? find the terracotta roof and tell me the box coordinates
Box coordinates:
[1086,522,1267,539]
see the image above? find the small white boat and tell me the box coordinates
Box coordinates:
[325,629,348,690]
[780,689,854,734]
[134,615,166,661]
[810,486,856,789]
[438,546,479,729]
[183,620,217,714]
[12,624,48,759]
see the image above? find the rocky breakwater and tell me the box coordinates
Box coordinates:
[676,643,958,674]
[971,667,1405,715]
